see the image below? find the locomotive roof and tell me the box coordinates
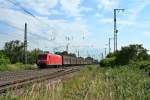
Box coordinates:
[39,53,61,56]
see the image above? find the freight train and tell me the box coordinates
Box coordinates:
[36,52,94,68]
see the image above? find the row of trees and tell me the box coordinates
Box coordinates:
[2,40,148,67]
[0,40,96,65]
[100,44,150,67]
[55,51,76,57]
[0,40,42,64]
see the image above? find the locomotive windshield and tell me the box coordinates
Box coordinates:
[38,54,47,60]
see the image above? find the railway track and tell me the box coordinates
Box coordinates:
[0,66,82,93]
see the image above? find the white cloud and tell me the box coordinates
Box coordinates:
[127,0,150,20]
[97,0,119,11]
[0,0,13,8]
[60,0,81,17]
[99,18,134,26]
[0,7,91,51]
[99,18,112,23]
[80,6,93,12]
[60,0,92,17]
[50,10,63,15]
[118,20,135,26]
[3,0,92,17]
[21,0,59,15]
[143,32,150,37]
[95,13,103,18]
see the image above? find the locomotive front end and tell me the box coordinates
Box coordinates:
[37,54,48,66]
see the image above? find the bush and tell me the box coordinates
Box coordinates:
[115,44,149,65]
[0,65,9,71]
[1,65,149,100]
[106,52,116,58]
[122,61,150,76]
[100,57,116,67]
[0,62,37,72]
[15,62,37,70]
[0,54,10,65]
[130,61,150,75]
[101,44,150,67]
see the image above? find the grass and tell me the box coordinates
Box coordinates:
[0,63,37,71]
[0,65,149,100]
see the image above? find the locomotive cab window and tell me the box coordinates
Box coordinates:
[38,55,47,60]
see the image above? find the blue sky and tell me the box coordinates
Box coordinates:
[0,0,150,60]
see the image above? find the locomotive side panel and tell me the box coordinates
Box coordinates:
[49,54,62,66]
[37,53,63,67]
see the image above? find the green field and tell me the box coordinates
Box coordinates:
[1,65,149,100]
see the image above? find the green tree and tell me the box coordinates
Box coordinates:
[0,50,10,65]
[106,52,116,58]
[27,49,42,64]
[115,44,149,65]
[55,51,76,57]
[85,57,94,60]
[4,40,24,64]
[100,44,150,67]
[55,51,67,55]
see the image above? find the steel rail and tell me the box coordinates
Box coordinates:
[0,67,81,93]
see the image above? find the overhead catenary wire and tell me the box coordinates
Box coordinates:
[5,0,57,40]
[4,0,87,45]
[5,0,52,28]
[1,0,57,42]
[0,21,59,52]
[0,20,54,42]
[2,0,97,58]
[6,0,35,17]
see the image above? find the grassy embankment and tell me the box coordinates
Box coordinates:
[0,64,149,100]
[0,63,37,71]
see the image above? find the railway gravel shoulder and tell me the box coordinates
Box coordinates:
[0,66,82,93]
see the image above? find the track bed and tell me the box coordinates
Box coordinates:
[0,66,82,93]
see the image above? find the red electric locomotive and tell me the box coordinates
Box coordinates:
[37,52,95,68]
[37,53,62,67]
